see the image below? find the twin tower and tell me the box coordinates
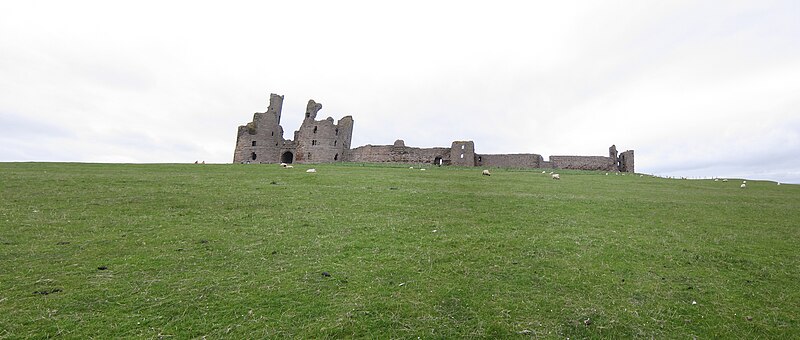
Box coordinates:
[233,93,354,165]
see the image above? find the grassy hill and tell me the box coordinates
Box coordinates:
[1,162,798,338]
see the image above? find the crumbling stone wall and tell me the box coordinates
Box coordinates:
[477,154,544,168]
[347,141,450,164]
[549,156,616,171]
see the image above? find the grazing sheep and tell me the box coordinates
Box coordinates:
[640,174,644,177]
[280,163,288,167]
[777,182,781,186]
[740,183,746,189]
[605,173,609,176]
[742,180,747,184]
[714,178,718,182]
[306,168,316,173]
[722,179,728,182]
[482,169,491,176]
[285,165,294,169]
[552,173,560,180]
[542,171,546,174]
[409,166,414,169]
[420,168,426,171]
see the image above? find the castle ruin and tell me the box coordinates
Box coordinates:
[234,93,634,172]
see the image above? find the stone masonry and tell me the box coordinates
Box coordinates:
[233,93,634,172]
[233,94,353,165]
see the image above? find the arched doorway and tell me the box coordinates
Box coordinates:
[434,156,442,166]
[281,151,294,164]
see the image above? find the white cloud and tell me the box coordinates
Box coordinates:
[1,0,799,182]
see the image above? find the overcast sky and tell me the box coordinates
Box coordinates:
[2,1,799,182]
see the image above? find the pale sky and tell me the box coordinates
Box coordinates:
[2,1,799,183]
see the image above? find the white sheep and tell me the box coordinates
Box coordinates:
[280,163,288,167]
[482,169,491,176]
[306,168,316,173]
[605,173,609,176]
[552,173,560,180]
[420,168,426,171]
[742,180,747,184]
[409,166,414,169]
[722,179,728,182]
[740,183,746,189]
[285,165,294,168]
[714,178,718,182]
[777,182,781,186]
[542,171,546,174]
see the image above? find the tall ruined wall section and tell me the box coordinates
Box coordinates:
[233,94,286,163]
[619,150,634,173]
[347,140,450,164]
[293,100,354,164]
[477,154,544,168]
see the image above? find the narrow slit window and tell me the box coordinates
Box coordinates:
[252,141,256,146]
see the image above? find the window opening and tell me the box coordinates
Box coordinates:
[313,126,317,133]
[251,152,257,160]
[334,153,338,161]
[252,141,256,146]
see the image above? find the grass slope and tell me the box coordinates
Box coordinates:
[1,162,798,338]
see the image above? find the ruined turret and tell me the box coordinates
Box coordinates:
[305,100,322,120]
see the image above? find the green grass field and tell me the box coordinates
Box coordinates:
[1,162,798,338]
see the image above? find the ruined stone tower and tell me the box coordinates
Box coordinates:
[233,93,287,164]
[233,93,353,164]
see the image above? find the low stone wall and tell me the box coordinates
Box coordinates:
[549,156,616,171]
[347,145,450,164]
[477,154,543,168]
